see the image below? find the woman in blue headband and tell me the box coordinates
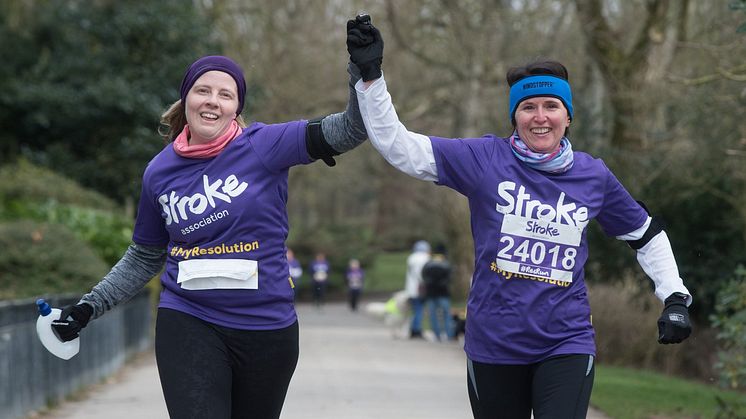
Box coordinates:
[347,15,692,419]
[48,53,369,418]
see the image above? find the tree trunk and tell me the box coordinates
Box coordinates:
[574,0,676,151]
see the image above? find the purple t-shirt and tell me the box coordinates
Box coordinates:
[346,267,365,290]
[430,135,647,364]
[310,260,330,283]
[133,120,310,330]
[288,259,303,281]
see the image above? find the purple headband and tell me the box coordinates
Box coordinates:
[179,55,246,115]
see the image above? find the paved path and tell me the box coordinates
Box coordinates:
[41,302,608,419]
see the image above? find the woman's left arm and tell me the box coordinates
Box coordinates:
[305,63,368,166]
[616,216,692,306]
[617,213,693,344]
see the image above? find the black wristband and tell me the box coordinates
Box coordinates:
[664,292,688,307]
[627,216,666,250]
[305,117,339,167]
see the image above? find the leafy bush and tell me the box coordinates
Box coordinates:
[710,265,746,390]
[9,200,132,266]
[0,160,118,211]
[590,280,717,381]
[0,1,218,202]
[0,160,132,265]
[0,220,109,299]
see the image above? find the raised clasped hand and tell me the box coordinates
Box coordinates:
[346,13,383,81]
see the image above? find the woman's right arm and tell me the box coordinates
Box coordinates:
[355,75,438,182]
[79,243,167,318]
[347,14,438,182]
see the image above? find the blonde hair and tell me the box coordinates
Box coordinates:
[158,99,247,142]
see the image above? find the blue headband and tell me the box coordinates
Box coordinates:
[509,75,573,122]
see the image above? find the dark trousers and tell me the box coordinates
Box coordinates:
[312,281,326,306]
[349,289,362,311]
[467,354,595,419]
[155,308,299,419]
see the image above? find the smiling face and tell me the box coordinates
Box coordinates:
[514,96,571,153]
[184,71,239,145]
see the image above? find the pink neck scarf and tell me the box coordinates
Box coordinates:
[173,120,241,158]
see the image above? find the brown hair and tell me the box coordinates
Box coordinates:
[158,99,247,143]
[506,60,569,87]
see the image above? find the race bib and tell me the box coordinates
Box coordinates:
[177,259,258,290]
[496,214,582,283]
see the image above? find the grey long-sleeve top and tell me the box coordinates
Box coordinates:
[321,62,368,153]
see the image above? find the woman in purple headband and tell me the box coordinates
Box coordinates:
[50,54,369,418]
[347,15,692,419]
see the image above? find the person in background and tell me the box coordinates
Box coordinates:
[405,240,431,338]
[287,248,303,296]
[310,252,330,308]
[49,52,369,419]
[421,244,455,341]
[347,15,692,419]
[346,258,365,311]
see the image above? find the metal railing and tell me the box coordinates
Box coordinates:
[0,290,152,419]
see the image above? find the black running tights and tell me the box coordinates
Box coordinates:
[467,354,595,419]
[155,308,299,419]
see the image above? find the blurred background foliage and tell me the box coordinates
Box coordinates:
[0,0,219,206]
[0,220,110,299]
[0,161,127,298]
[0,160,132,266]
[1,0,745,391]
[710,265,746,390]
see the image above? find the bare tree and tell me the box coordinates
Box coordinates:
[573,0,690,151]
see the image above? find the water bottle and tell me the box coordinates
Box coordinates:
[36,299,79,360]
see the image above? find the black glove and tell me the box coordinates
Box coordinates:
[657,293,691,344]
[52,303,93,342]
[346,13,384,81]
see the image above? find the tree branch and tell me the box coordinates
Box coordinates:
[628,0,669,70]
[384,0,467,79]
[573,0,625,75]
[666,63,746,85]
[676,0,689,43]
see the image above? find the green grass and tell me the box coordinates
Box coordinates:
[365,251,409,293]
[593,364,746,418]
